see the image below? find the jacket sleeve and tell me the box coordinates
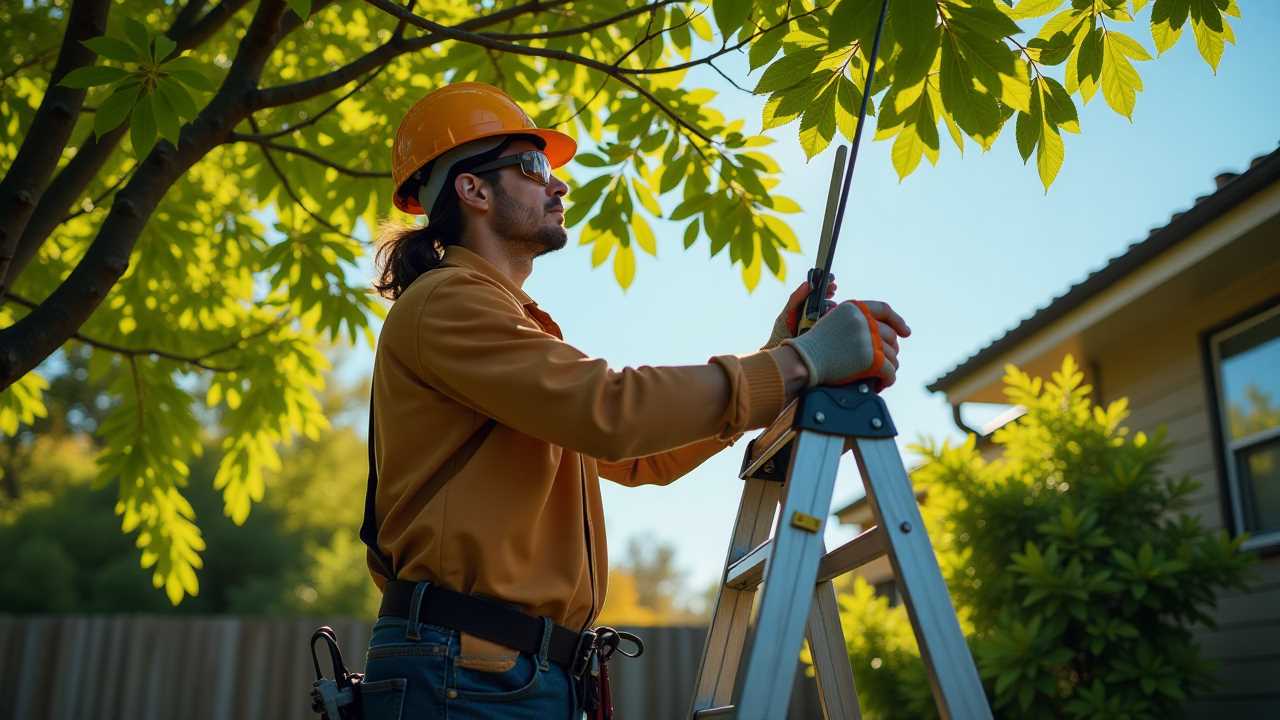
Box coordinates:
[595,434,743,487]
[410,271,783,462]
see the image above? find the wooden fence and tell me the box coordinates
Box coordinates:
[0,616,823,719]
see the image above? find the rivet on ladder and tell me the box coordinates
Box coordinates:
[871,417,883,429]
[814,412,826,423]
[763,461,775,475]
[899,521,912,533]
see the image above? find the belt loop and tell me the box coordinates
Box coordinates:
[405,581,431,642]
[536,617,553,672]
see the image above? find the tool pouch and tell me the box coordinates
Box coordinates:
[309,626,366,720]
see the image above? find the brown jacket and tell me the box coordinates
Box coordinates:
[369,245,785,668]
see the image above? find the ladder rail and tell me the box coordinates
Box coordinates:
[735,430,845,720]
[852,436,992,720]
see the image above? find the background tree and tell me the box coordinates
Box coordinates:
[817,357,1256,718]
[0,0,1244,603]
[0,344,379,615]
[597,533,706,625]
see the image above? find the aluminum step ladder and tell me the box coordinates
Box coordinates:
[690,382,993,719]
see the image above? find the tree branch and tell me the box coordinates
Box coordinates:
[239,63,387,141]
[3,292,290,373]
[0,49,57,86]
[620,5,824,76]
[60,163,137,224]
[0,0,291,389]
[230,134,390,178]
[483,0,680,42]
[3,0,253,294]
[0,0,111,297]
[241,117,371,241]
[252,0,572,109]
[360,0,716,145]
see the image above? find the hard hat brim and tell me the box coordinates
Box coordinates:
[394,127,577,215]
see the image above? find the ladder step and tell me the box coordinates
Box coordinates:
[816,525,888,584]
[724,526,888,592]
[725,540,770,590]
[739,400,799,480]
[692,706,735,718]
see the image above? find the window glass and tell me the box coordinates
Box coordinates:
[1219,310,1280,441]
[1238,437,1280,535]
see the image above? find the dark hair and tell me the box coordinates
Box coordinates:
[373,134,544,301]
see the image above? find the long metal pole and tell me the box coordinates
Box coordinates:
[804,0,892,325]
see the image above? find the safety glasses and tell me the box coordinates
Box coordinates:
[469,150,552,186]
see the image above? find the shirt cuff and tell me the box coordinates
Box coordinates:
[708,351,786,439]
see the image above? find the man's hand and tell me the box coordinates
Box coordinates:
[762,275,837,350]
[781,299,911,388]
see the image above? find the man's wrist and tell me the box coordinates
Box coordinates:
[767,345,811,397]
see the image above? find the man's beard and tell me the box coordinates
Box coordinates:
[492,182,567,257]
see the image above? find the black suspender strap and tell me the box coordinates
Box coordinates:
[360,381,498,583]
[360,382,397,581]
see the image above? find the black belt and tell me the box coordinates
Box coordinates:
[379,580,600,677]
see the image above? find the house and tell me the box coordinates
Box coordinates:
[838,145,1280,716]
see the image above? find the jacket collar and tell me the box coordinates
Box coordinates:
[443,244,535,307]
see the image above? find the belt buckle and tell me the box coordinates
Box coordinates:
[570,629,598,678]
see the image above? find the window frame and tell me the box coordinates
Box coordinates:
[1204,295,1280,552]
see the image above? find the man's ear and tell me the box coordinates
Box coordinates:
[454,173,491,213]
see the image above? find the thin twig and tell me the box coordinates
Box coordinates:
[239,64,388,141]
[60,164,137,223]
[3,292,288,372]
[243,117,366,241]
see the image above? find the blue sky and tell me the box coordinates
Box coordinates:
[341,5,1280,598]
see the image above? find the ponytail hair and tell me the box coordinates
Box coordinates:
[373,191,464,301]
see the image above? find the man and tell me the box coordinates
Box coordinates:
[360,82,910,719]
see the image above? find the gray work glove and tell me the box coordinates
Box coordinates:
[762,274,837,350]
[782,300,911,388]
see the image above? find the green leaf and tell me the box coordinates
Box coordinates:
[749,24,787,70]
[830,0,885,50]
[1010,0,1065,20]
[130,91,158,157]
[683,219,700,249]
[1040,76,1080,132]
[286,0,313,19]
[163,56,218,92]
[120,18,153,60]
[892,9,941,87]
[754,49,824,95]
[1191,16,1225,71]
[575,152,609,168]
[156,77,198,119]
[798,80,838,159]
[1151,0,1191,54]
[153,34,177,63]
[1036,111,1064,190]
[630,178,662,216]
[566,175,611,228]
[94,83,141,138]
[60,65,131,88]
[1015,110,1036,162]
[1100,31,1144,119]
[83,35,147,64]
[713,0,751,40]
[152,85,182,145]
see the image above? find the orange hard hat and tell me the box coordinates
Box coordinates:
[391,82,576,214]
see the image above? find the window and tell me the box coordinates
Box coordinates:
[1209,300,1280,549]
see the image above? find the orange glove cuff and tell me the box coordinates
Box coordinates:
[850,299,884,382]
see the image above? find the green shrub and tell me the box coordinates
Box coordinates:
[834,357,1255,718]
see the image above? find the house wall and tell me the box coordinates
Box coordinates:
[1086,251,1280,716]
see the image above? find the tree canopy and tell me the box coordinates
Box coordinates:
[0,0,1245,603]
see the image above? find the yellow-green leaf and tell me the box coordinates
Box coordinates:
[631,214,657,256]
[613,244,636,289]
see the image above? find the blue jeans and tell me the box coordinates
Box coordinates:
[361,590,583,719]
